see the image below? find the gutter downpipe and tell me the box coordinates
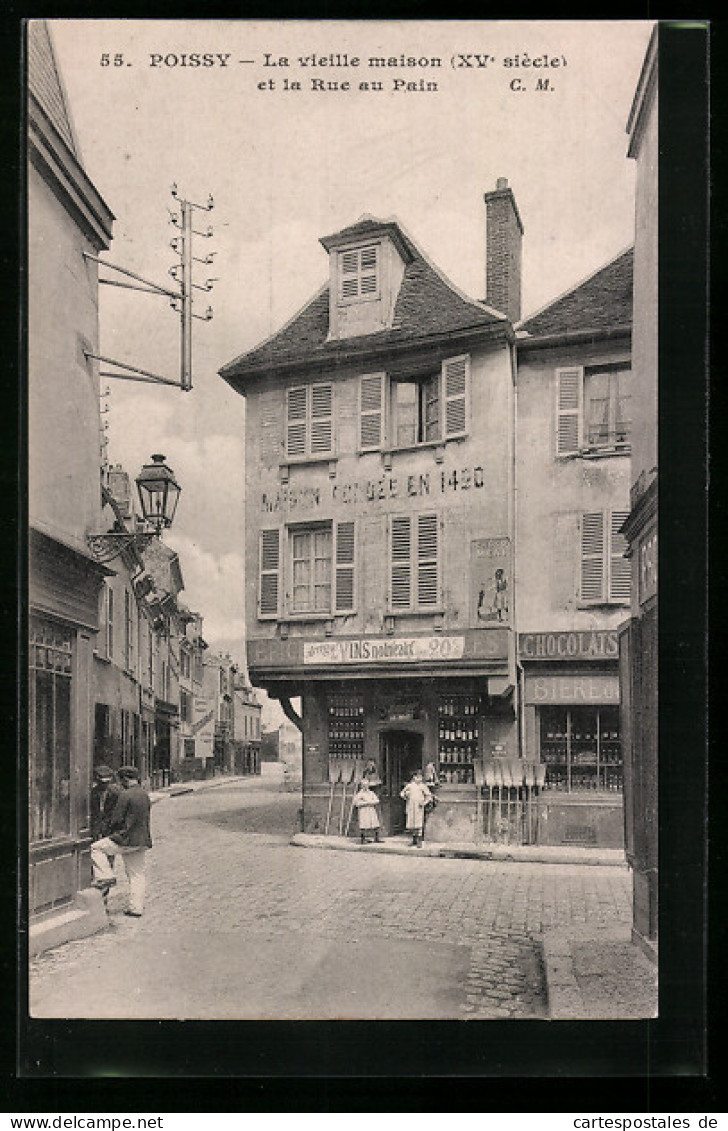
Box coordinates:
[510,338,526,760]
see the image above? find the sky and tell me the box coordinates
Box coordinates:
[47,19,654,718]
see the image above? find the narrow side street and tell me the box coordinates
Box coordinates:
[30,777,639,1021]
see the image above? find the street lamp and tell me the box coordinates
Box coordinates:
[87,454,182,563]
[136,454,181,534]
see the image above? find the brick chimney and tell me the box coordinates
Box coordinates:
[484,177,524,323]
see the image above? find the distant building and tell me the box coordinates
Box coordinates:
[232,677,262,775]
[202,652,238,775]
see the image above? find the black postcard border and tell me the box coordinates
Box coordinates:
[6,14,717,1111]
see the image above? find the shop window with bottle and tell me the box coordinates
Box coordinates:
[539,705,622,792]
[328,692,365,759]
[437,695,480,785]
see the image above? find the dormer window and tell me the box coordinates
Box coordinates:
[338,244,379,304]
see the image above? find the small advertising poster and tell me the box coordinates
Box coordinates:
[471,537,511,626]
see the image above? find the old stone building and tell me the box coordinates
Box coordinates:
[28,20,114,925]
[515,249,633,848]
[221,180,636,847]
[220,201,519,840]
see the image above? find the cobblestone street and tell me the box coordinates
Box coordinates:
[30,777,634,1021]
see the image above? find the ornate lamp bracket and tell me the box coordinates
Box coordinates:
[87,531,156,564]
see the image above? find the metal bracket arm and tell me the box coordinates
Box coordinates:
[83,252,179,299]
[85,351,188,389]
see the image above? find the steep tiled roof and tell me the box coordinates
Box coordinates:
[518,248,633,339]
[27,21,78,158]
[221,228,505,379]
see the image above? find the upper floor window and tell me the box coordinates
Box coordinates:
[359,355,470,452]
[180,648,191,680]
[389,512,442,612]
[258,520,356,620]
[580,510,631,605]
[286,382,334,460]
[556,364,630,457]
[338,244,379,304]
[123,590,135,673]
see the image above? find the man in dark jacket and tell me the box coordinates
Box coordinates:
[90,764,122,840]
[90,765,153,917]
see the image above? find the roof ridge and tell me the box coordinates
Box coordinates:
[517,244,634,331]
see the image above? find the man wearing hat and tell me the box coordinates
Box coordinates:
[90,764,122,842]
[90,765,153,918]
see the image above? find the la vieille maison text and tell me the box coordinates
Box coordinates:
[255,51,565,92]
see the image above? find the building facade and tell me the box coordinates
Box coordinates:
[221,206,519,840]
[621,27,658,952]
[28,21,115,917]
[232,677,262,775]
[515,250,633,848]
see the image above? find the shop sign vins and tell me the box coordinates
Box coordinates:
[518,630,618,660]
[303,635,465,665]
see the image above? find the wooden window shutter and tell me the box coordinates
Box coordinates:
[359,373,384,450]
[417,513,439,607]
[259,529,280,618]
[390,516,412,610]
[310,382,333,456]
[556,367,583,456]
[286,386,307,458]
[359,246,378,296]
[335,520,356,612]
[609,510,631,602]
[581,512,605,602]
[443,355,469,438]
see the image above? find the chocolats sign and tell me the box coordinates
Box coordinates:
[518,630,618,660]
[303,635,465,665]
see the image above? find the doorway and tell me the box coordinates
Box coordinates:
[380,730,424,834]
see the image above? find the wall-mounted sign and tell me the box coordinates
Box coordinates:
[471,537,511,627]
[518,630,618,660]
[638,527,657,605]
[524,674,620,705]
[303,635,465,665]
[261,466,486,513]
[192,696,215,751]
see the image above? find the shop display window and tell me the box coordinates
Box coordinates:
[29,617,73,842]
[437,695,480,785]
[539,705,622,792]
[328,692,365,759]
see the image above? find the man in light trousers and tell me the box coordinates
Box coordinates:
[90,764,152,917]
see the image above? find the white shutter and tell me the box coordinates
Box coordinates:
[417,514,439,607]
[286,386,307,458]
[581,512,605,602]
[390,516,412,610]
[359,373,384,450]
[334,521,356,612]
[609,510,631,602]
[443,355,469,438]
[310,382,333,455]
[556,367,583,456]
[259,529,280,618]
